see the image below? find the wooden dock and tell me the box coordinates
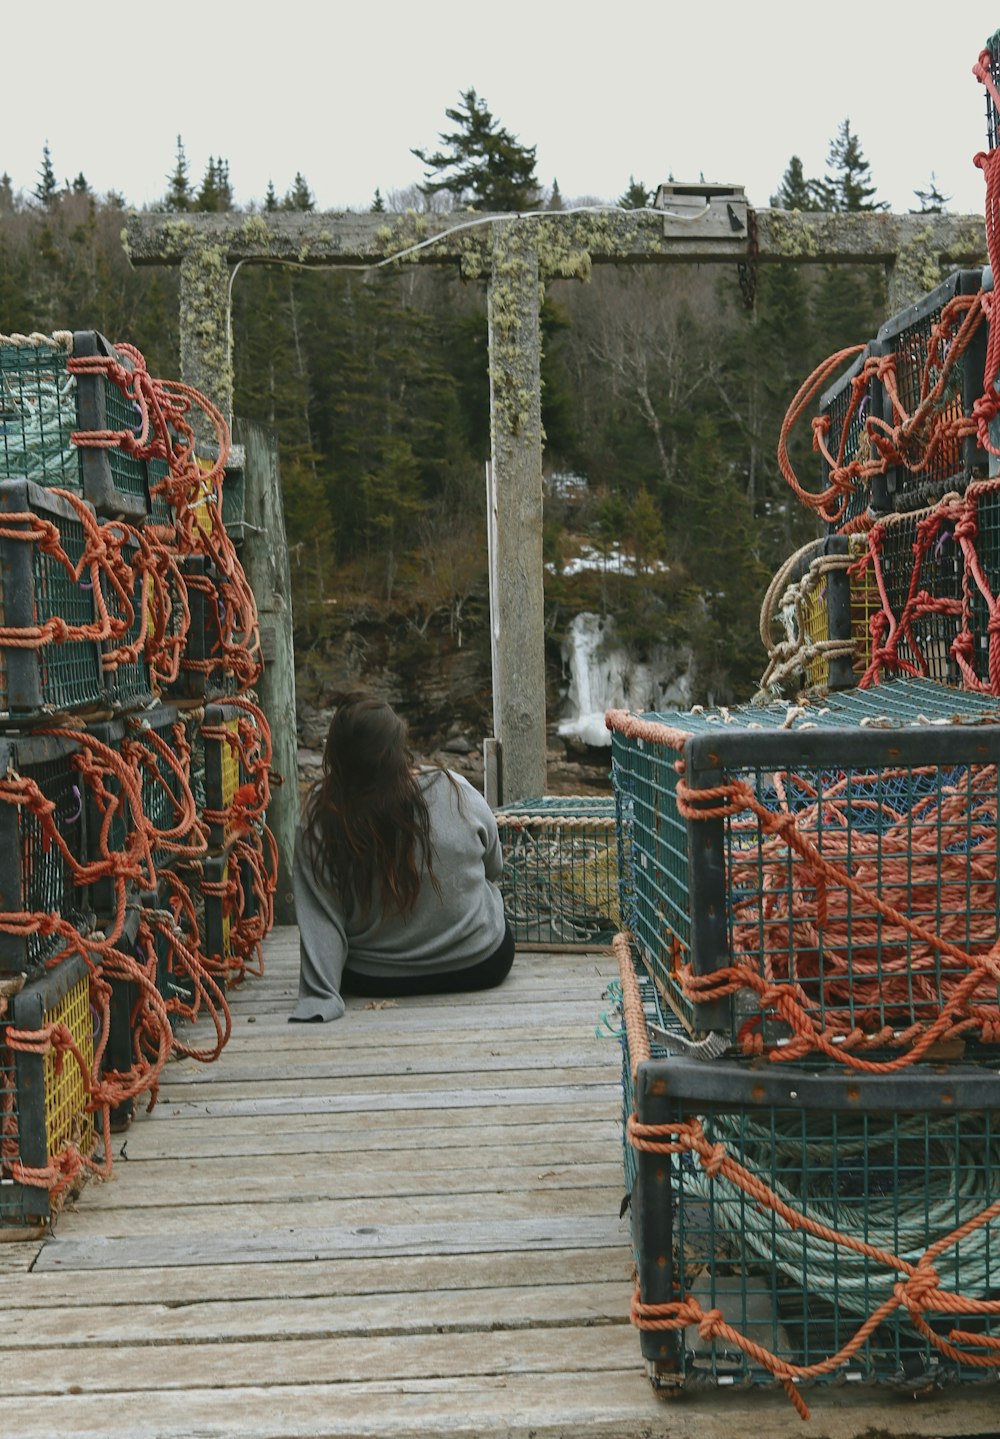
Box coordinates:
[2,928,998,1437]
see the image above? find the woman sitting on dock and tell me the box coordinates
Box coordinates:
[290,690,514,1022]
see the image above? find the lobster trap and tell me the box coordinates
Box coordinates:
[100,532,155,712]
[85,704,199,918]
[609,678,1000,1060]
[0,332,149,521]
[174,558,240,700]
[201,701,267,851]
[818,343,887,530]
[0,731,92,976]
[495,797,619,946]
[875,269,988,513]
[0,954,95,1227]
[627,1033,1000,1395]
[179,837,265,986]
[0,479,105,718]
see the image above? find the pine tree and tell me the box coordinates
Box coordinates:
[165,137,192,212]
[618,176,652,209]
[70,172,90,195]
[370,187,386,213]
[547,178,564,211]
[0,173,14,216]
[412,88,539,211]
[819,119,885,212]
[264,179,278,213]
[912,172,950,214]
[770,156,821,211]
[33,143,58,206]
[282,173,315,211]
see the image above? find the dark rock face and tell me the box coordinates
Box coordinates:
[295,611,611,799]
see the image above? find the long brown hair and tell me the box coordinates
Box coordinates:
[303,691,438,917]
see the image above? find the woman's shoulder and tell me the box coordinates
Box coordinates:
[419,767,487,810]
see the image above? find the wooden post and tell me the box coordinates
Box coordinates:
[233,419,299,925]
[487,220,547,804]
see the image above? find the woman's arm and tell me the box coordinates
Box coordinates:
[289,827,349,1022]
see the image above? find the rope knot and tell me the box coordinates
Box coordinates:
[697,1306,726,1341]
[899,1264,941,1312]
[701,1142,727,1178]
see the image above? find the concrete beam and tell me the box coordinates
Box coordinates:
[124,207,987,274]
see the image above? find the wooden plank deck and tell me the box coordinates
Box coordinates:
[2,927,998,1437]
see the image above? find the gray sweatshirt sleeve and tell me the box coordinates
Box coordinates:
[289,824,348,1022]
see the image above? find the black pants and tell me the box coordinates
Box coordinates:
[341,922,515,999]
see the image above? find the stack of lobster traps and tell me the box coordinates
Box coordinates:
[0,329,275,1231]
[605,37,1000,1414]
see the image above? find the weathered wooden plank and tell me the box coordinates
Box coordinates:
[148,1081,619,1121]
[1,1278,629,1347]
[153,1064,612,1104]
[209,1001,613,1035]
[100,1116,620,1159]
[0,1324,638,1396]
[158,1048,618,1088]
[71,1156,624,1210]
[8,1371,995,1439]
[1,1246,630,1308]
[34,1214,624,1271]
[46,1183,623,1238]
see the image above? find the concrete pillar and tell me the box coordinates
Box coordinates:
[486,219,547,804]
[179,246,233,446]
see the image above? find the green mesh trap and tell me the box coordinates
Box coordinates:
[0,332,148,521]
[0,732,91,976]
[610,678,1000,1058]
[630,1050,1000,1393]
[818,343,884,530]
[0,480,104,718]
[146,455,176,533]
[220,461,246,544]
[495,796,619,946]
[875,270,987,511]
[101,536,153,712]
[85,704,192,918]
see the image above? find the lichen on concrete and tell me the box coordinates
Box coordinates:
[179,243,232,427]
[765,209,820,259]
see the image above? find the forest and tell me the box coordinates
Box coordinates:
[0,102,952,748]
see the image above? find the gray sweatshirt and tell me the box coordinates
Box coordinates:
[291,769,506,1021]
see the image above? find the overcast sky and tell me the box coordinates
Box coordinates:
[5,3,1000,216]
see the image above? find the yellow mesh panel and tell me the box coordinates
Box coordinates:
[849,535,878,676]
[800,580,830,690]
[221,716,241,838]
[44,974,94,1158]
[192,457,219,541]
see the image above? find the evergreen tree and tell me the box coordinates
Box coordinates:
[196,157,233,212]
[912,172,950,214]
[618,176,652,209]
[412,88,539,211]
[547,178,564,211]
[370,187,386,212]
[282,172,315,211]
[33,143,58,207]
[0,173,14,216]
[264,179,278,213]
[818,119,885,212]
[70,172,90,195]
[770,155,821,211]
[165,137,192,212]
